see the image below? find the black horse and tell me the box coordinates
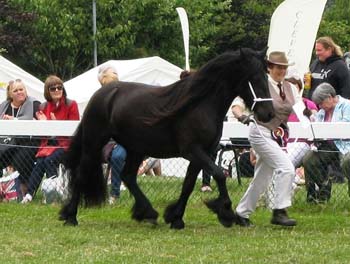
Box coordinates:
[59,48,274,229]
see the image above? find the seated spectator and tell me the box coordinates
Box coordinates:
[137,157,162,176]
[303,83,350,203]
[0,79,40,199]
[98,64,127,205]
[21,75,79,203]
[230,96,255,178]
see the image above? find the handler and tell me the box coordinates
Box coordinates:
[235,51,300,227]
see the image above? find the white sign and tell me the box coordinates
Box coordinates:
[268,0,327,78]
[176,7,190,71]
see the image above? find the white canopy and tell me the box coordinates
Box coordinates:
[0,56,45,103]
[64,56,182,114]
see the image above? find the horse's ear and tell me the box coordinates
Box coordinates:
[257,47,268,60]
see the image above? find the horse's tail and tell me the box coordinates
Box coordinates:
[64,120,107,207]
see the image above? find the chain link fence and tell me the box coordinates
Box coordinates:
[1,135,349,209]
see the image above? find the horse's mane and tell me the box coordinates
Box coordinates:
[143,48,264,125]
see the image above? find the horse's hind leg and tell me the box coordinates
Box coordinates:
[122,153,159,224]
[164,162,201,229]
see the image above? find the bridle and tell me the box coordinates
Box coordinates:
[249,81,273,110]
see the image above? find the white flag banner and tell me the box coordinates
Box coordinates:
[268,0,327,79]
[176,7,190,71]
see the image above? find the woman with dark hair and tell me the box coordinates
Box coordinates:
[22,75,79,203]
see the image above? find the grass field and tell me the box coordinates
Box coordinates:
[1,176,350,263]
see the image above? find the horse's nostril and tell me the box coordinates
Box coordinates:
[269,112,275,119]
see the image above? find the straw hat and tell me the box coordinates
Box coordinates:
[267,51,294,66]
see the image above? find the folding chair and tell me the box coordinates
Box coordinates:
[216,138,251,185]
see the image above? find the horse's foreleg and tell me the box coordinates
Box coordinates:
[164,162,201,229]
[122,154,159,225]
[189,146,235,227]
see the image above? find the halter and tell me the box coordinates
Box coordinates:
[249,81,273,110]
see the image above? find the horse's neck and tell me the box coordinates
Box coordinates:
[206,85,238,121]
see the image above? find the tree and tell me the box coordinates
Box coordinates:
[5,0,350,80]
[0,0,35,55]
[318,0,350,52]
[214,0,283,54]
[6,0,232,78]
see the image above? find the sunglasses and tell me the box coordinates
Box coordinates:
[49,85,63,92]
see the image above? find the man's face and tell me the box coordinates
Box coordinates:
[268,64,288,83]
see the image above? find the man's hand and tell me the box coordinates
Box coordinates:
[237,115,251,125]
[303,108,312,118]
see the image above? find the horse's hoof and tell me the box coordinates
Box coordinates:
[205,198,235,227]
[170,219,185,229]
[63,218,78,226]
[218,217,234,228]
[204,199,219,214]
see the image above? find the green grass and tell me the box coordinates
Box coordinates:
[1,176,350,263]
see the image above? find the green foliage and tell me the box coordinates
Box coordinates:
[0,0,35,57]
[7,0,94,79]
[214,0,283,55]
[5,0,233,78]
[3,0,350,81]
[319,0,350,52]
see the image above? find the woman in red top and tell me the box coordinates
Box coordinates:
[22,75,79,203]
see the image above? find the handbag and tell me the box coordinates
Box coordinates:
[41,164,69,204]
[0,136,17,155]
[0,171,20,202]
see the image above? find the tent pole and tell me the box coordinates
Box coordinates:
[92,0,97,67]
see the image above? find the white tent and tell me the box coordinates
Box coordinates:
[0,55,45,103]
[64,56,182,114]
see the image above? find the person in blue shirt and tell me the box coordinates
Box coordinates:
[98,65,127,204]
[303,82,350,203]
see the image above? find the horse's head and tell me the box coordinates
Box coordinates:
[239,48,275,123]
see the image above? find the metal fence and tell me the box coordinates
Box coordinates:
[0,121,349,209]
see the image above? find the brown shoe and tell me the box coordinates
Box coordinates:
[271,209,296,226]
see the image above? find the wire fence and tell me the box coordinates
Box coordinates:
[1,135,349,209]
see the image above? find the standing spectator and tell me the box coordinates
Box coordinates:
[21,75,79,203]
[98,64,127,204]
[343,51,350,72]
[179,70,214,192]
[235,51,298,227]
[306,36,350,99]
[0,79,40,199]
[303,83,350,203]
